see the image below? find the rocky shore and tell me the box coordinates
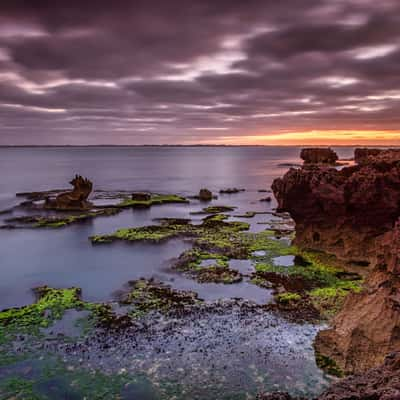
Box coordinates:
[270,148,400,395]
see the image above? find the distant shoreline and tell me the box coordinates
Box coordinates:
[1,144,399,148]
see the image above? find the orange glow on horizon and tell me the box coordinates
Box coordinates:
[194,130,400,146]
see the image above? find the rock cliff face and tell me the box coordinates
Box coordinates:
[272,149,400,375]
[314,220,400,374]
[272,150,400,267]
[300,148,338,165]
[45,175,93,210]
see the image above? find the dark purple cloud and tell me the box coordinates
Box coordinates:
[0,0,399,144]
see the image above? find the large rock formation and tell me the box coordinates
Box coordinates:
[300,148,338,165]
[45,175,93,210]
[272,149,400,375]
[272,150,400,267]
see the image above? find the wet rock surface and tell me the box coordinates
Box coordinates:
[16,298,329,398]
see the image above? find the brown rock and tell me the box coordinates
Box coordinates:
[198,188,213,201]
[314,220,400,374]
[272,150,400,266]
[131,192,151,201]
[45,175,93,210]
[300,148,338,165]
[272,149,400,375]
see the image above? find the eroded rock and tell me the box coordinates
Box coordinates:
[45,175,93,210]
[300,148,338,165]
[272,148,400,375]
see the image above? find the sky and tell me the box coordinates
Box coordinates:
[0,0,399,146]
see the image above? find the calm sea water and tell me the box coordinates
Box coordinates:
[0,146,359,398]
[0,146,355,309]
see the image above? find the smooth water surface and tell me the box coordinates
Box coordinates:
[0,146,354,309]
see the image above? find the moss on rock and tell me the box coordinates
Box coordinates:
[117,193,189,208]
[0,286,85,337]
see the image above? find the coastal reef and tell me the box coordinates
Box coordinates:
[272,148,400,375]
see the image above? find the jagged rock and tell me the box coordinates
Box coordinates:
[355,147,400,165]
[272,149,400,266]
[354,148,383,164]
[272,149,400,375]
[318,352,400,399]
[300,148,338,165]
[131,192,151,201]
[45,175,93,210]
[198,188,213,201]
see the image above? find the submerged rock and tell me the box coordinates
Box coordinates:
[219,188,245,194]
[300,148,338,165]
[259,352,400,399]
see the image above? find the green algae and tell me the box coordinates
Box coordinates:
[196,265,242,284]
[0,359,157,400]
[90,217,250,253]
[117,193,189,208]
[0,287,85,337]
[276,292,301,304]
[5,208,121,229]
[315,352,344,377]
[253,248,363,319]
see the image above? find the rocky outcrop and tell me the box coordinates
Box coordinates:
[131,192,151,201]
[272,150,400,267]
[300,148,338,165]
[355,148,400,165]
[272,149,400,375]
[45,175,93,210]
[198,188,213,201]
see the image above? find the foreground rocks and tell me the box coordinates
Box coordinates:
[300,148,338,165]
[259,352,400,399]
[272,148,400,375]
[314,219,400,374]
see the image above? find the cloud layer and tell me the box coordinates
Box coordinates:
[0,0,399,144]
